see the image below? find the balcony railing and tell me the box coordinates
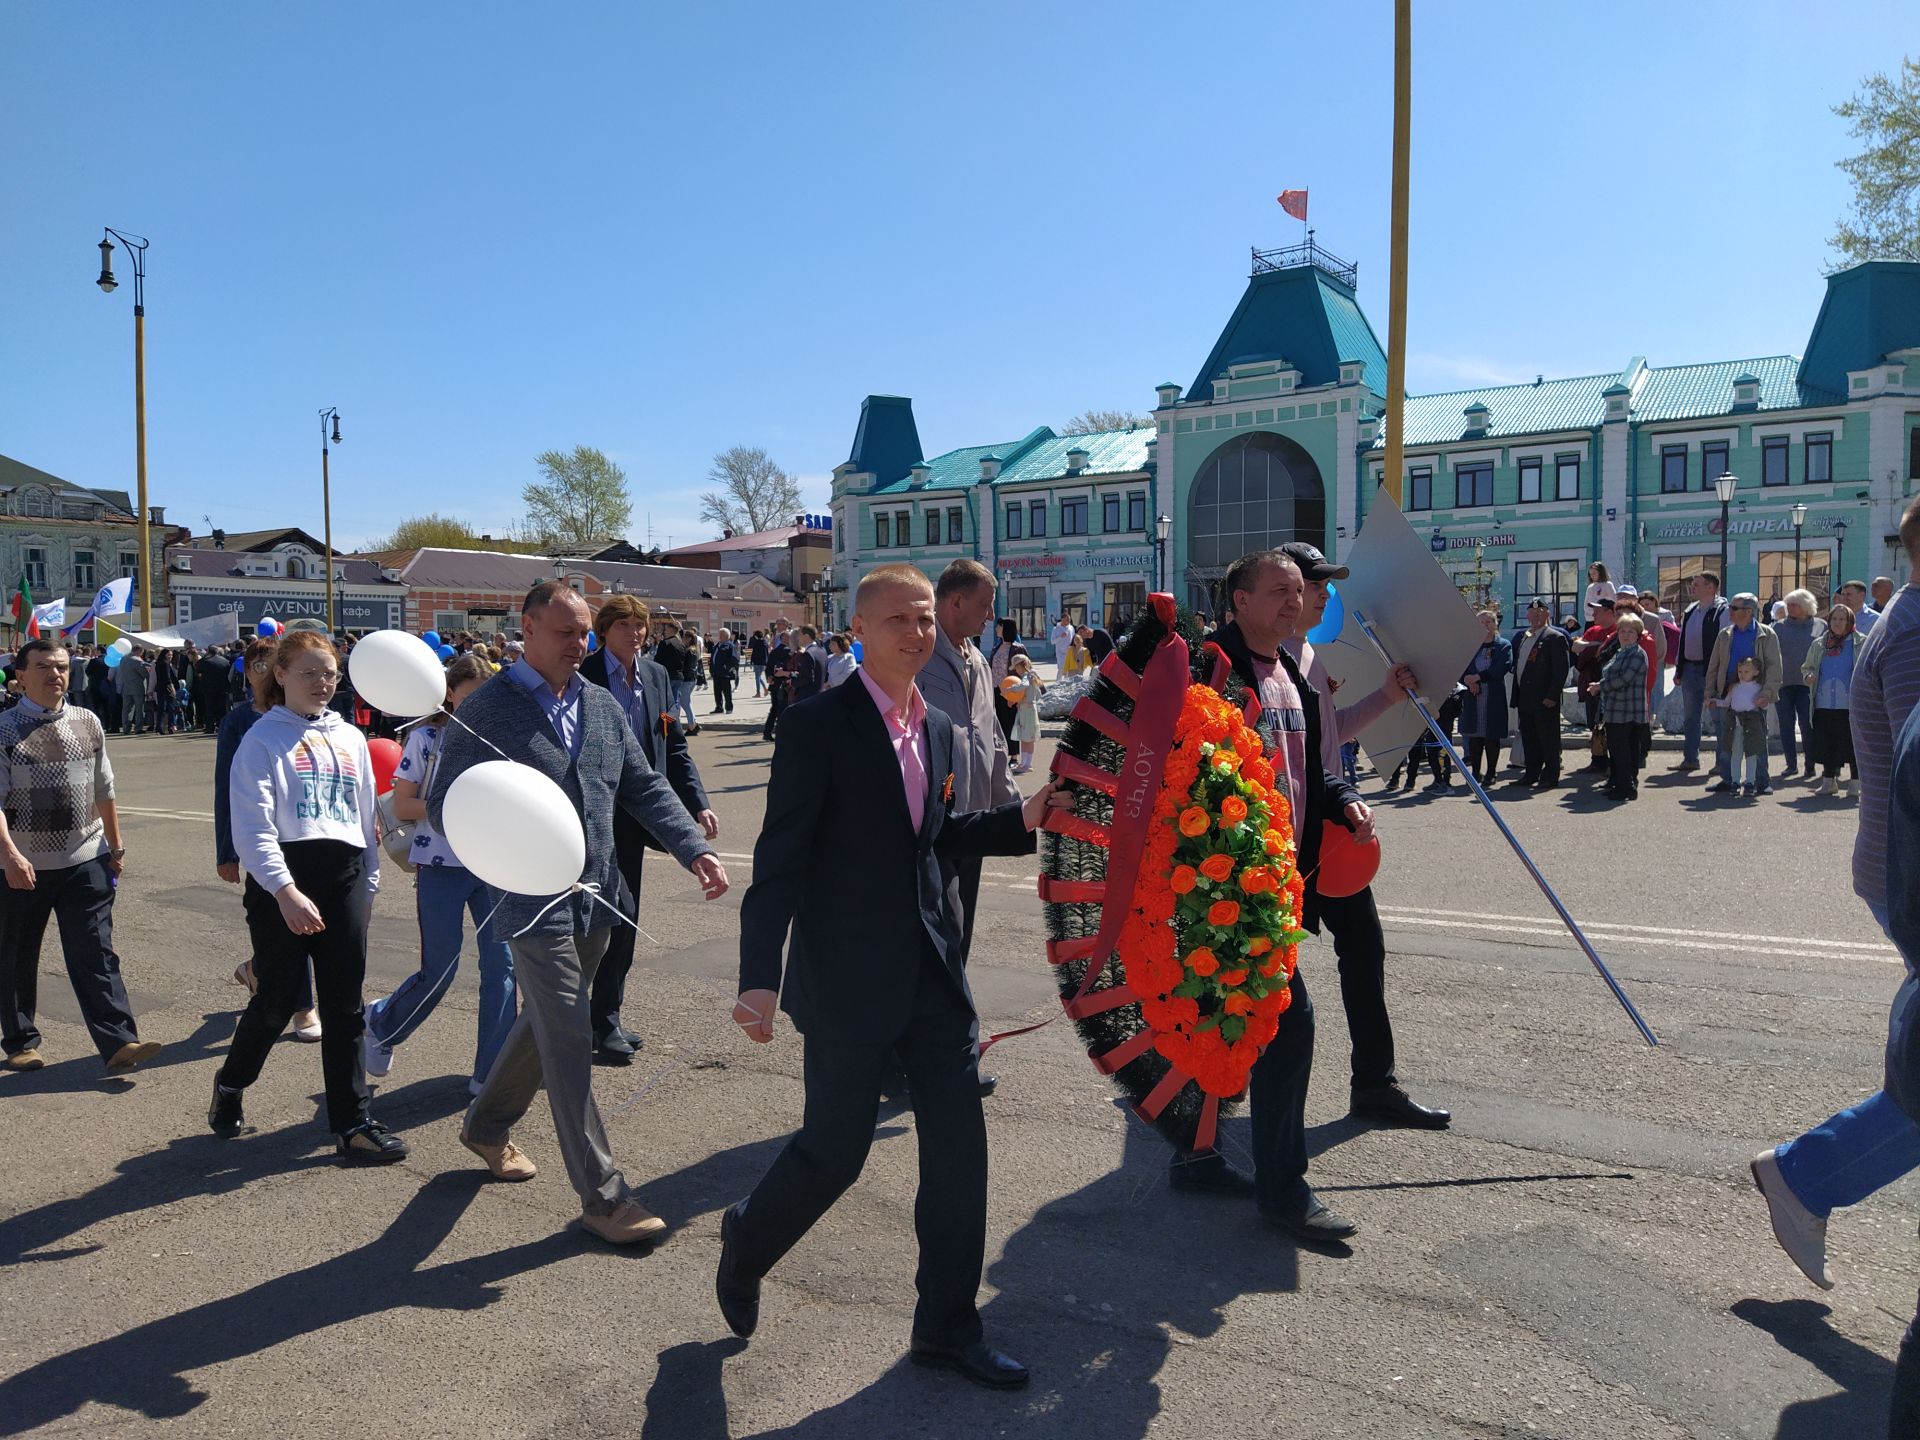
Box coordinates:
[1251,237,1358,288]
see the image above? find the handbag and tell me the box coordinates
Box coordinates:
[376,738,437,873]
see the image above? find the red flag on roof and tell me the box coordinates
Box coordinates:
[1277,189,1308,221]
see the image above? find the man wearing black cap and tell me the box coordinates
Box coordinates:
[1278,541,1452,1131]
[1512,598,1572,788]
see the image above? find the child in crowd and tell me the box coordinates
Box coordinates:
[1001,653,1046,774]
[1709,655,1769,797]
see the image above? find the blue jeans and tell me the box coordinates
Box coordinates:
[672,678,697,727]
[1775,902,1920,1218]
[1775,684,1812,772]
[365,864,517,1085]
[1679,668,1708,765]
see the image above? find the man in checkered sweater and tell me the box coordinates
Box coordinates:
[0,637,157,1073]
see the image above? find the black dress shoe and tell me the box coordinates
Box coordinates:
[1351,1084,1452,1129]
[208,1081,245,1138]
[1168,1148,1256,1197]
[336,1119,409,1163]
[716,1202,760,1339]
[1704,779,1733,794]
[594,1030,636,1066]
[1259,1190,1358,1244]
[908,1338,1030,1390]
[977,1071,998,1099]
[620,1027,646,1053]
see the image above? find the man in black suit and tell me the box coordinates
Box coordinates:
[720,563,1065,1390]
[1511,597,1572,789]
[579,596,718,1065]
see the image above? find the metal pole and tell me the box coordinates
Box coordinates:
[321,428,335,635]
[1794,522,1804,592]
[133,306,151,630]
[1350,606,1660,1047]
[1719,496,1731,589]
[1379,0,1412,508]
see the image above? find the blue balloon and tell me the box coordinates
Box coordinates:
[1306,582,1346,646]
[422,630,442,649]
[255,619,279,638]
[585,631,598,652]
[103,647,123,669]
[436,643,456,661]
[232,655,245,672]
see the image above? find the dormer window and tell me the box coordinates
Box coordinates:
[1731,372,1761,409]
[1065,448,1089,475]
[1463,403,1491,436]
[18,487,49,518]
[909,462,930,488]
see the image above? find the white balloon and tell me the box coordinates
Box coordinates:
[348,628,447,717]
[440,761,584,896]
[111,638,132,656]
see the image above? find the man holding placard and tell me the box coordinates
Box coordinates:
[426,582,730,1245]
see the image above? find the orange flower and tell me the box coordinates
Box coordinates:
[1263,831,1286,857]
[1239,866,1271,895]
[1212,749,1241,774]
[1218,968,1248,986]
[1235,727,1263,757]
[1247,936,1274,957]
[1198,853,1235,884]
[1219,796,1249,827]
[1186,946,1219,976]
[1222,993,1255,1016]
[1207,900,1240,927]
[1258,954,1286,977]
[1243,758,1275,790]
[1170,865,1198,895]
[1178,806,1210,837]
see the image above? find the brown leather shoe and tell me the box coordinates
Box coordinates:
[581,1200,667,1245]
[4,1048,44,1070]
[107,1040,162,1073]
[461,1130,537,1181]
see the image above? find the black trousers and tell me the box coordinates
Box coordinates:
[763,689,787,740]
[1464,736,1502,783]
[994,695,1017,746]
[1605,721,1644,797]
[1516,704,1561,783]
[732,952,988,1348]
[712,674,734,712]
[1316,887,1394,1092]
[217,840,371,1133]
[0,856,137,1062]
[1247,966,1315,1213]
[588,830,649,1044]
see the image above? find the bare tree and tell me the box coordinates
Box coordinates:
[1060,409,1151,435]
[522,446,632,546]
[1830,58,1920,266]
[701,446,803,534]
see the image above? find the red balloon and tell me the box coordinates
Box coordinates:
[367,738,403,796]
[1315,819,1381,899]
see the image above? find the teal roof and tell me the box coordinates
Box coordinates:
[868,428,1053,495]
[1392,372,1615,445]
[997,427,1153,485]
[1632,355,1840,421]
[846,394,924,488]
[1189,263,1389,401]
[1800,261,1920,397]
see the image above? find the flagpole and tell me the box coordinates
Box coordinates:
[1380,0,1412,509]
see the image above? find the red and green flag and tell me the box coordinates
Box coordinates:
[10,577,35,637]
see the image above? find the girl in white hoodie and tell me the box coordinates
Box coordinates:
[210,632,406,1162]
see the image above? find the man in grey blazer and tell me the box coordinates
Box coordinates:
[428,581,729,1244]
[914,559,1023,1097]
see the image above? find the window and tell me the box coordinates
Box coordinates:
[1408,466,1432,512]
[1805,433,1832,486]
[1004,504,1022,540]
[1702,442,1729,492]
[1759,549,1833,611]
[1102,494,1121,532]
[1057,591,1088,627]
[434,610,466,635]
[1660,445,1688,494]
[1009,586,1047,642]
[925,511,941,547]
[119,549,139,580]
[1454,462,1493,508]
[875,512,891,548]
[1518,458,1542,504]
[1911,426,1920,479]
[72,549,95,589]
[1184,430,1326,579]
[1511,559,1582,625]
[18,488,48,518]
[22,547,46,590]
[1029,500,1047,538]
[1060,497,1088,535]
[1762,436,1789,486]
[895,509,910,542]
[947,507,963,544]
[1104,582,1146,633]
[1128,493,1146,531]
[1657,554,1721,618]
[1555,455,1581,501]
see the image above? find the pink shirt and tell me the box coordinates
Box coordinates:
[859,666,929,832]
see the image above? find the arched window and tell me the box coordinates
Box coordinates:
[18,487,50,518]
[1184,431,1325,609]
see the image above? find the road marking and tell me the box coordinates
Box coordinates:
[118,806,214,823]
[1375,905,1894,957]
[1375,908,1900,965]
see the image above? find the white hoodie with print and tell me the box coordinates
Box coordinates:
[229,704,380,894]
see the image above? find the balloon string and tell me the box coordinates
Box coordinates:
[394,709,514,763]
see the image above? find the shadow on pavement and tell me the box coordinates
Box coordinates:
[1730,1297,1896,1438]
[0,1011,235,1097]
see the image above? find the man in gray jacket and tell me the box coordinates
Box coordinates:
[916,559,1022,1096]
[429,581,729,1244]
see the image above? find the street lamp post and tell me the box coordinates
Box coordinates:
[319,409,342,634]
[95,229,153,630]
[1154,513,1172,593]
[1835,520,1849,597]
[1790,502,1808,594]
[1715,472,1739,590]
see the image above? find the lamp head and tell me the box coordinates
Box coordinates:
[330,415,342,446]
[1791,502,1808,527]
[1714,473,1738,504]
[95,236,117,293]
[1156,513,1172,543]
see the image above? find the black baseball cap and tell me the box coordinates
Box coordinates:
[1277,541,1350,582]
[1527,596,1550,611]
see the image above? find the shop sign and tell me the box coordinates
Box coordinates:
[180,586,401,631]
[1002,550,1155,576]
[1650,514,1847,541]
[1428,533,1518,553]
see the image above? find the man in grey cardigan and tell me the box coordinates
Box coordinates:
[429,582,729,1244]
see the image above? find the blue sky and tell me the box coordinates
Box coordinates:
[1,2,1907,551]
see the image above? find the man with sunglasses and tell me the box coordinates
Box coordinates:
[1703,592,1783,795]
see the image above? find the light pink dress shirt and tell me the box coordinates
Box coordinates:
[859,667,929,832]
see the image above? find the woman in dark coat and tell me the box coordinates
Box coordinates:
[1457,606,1513,785]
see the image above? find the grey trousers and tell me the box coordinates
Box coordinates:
[464,926,626,1216]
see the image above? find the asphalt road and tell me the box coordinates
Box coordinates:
[0,717,1912,1440]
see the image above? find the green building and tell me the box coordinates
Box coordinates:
[828,244,1920,648]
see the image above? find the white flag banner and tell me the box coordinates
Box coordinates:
[30,599,66,630]
[113,612,241,651]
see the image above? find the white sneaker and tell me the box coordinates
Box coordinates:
[1840,779,1854,798]
[1750,1149,1834,1290]
[362,1029,394,1078]
[1816,776,1836,796]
